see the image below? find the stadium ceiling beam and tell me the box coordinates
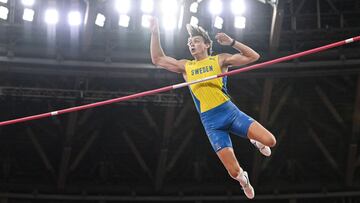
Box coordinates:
[315,86,346,128]
[268,86,292,127]
[295,0,306,15]
[173,100,193,128]
[155,107,176,191]
[26,127,57,179]
[142,108,160,135]
[69,130,99,172]
[325,0,340,14]
[81,0,98,54]
[0,59,360,79]
[269,0,285,53]
[258,86,291,172]
[261,128,287,171]
[122,131,153,179]
[166,130,194,173]
[7,0,15,24]
[78,109,94,126]
[316,0,321,29]
[58,110,78,190]
[346,75,360,186]
[307,124,342,176]
[0,86,184,106]
[251,78,273,186]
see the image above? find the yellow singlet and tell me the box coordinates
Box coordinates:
[185,55,230,113]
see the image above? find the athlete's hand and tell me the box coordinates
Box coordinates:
[215,33,233,46]
[149,17,159,34]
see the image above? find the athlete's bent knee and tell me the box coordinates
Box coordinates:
[265,135,276,147]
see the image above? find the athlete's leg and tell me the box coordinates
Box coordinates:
[226,102,276,148]
[227,104,275,156]
[247,121,276,147]
[201,122,254,199]
[216,147,254,199]
[216,147,241,178]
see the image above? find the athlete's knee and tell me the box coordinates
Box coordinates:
[264,134,276,147]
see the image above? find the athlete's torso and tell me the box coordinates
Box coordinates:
[185,55,230,113]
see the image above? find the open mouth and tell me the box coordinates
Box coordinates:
[190,47,196,52]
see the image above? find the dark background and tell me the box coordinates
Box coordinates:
[0,0,359,202]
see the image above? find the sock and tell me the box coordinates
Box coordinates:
[234,169,248,187]
[251,139,265,149]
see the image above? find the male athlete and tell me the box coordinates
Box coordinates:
[149,17,276,199]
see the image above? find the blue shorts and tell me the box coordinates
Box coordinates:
[200,101,254,152]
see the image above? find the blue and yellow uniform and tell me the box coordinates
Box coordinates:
[185,55,254,152]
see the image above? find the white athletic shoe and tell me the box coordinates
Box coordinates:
[238,171,255,199]
[250,139,271,157]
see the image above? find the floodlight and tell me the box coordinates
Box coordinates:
[190,2,198,13]
[21,0,35,7]
[68,11,82,26]
[23,8,34,21]
[214,16,223,29]
[44,8,59,24]
[190,16,198,26]
[231,0,245,15]
[209,0,222,15]
[141,0,153,13]
[177,5,184,29]
[115,0,130,14]
[141,14,151,28]
[161,0,177,14]
[95,13,105,27]
[0,6,8,20]
[162,14,176,30]
[118,14,130,27]
[234,16,246,29]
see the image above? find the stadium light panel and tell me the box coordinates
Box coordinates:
[177,4,184,29]
[21,0,35,7]
[190,16,198,26]
[44,8,58,24]
[141,0,153,13]
[161,0,177,14]
[161,0,178,30]
[23,8,34,21]
[209,0,222,15]
[141,14,151,28]
[95,13,105,27]
[162,14,176,30]
[234,16,246,29]
[68,11,82,26]
[231,0,245,15]
[214,16,223,29]
[190,2,198,13]
[115,0,130,14]
[0,6,9,20]
[118,14,130,27]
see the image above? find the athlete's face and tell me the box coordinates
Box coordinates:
[187,36,210,56]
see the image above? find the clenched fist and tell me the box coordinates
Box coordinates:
[215,33,233,46]
[149,16,159,34]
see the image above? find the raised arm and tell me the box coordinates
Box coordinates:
[215,33,260,68]
[150,17,186,73]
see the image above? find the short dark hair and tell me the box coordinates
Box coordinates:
[186,24,213,55]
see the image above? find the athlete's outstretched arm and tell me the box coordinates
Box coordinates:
[215,33,260,67]
[150,17,186,73]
